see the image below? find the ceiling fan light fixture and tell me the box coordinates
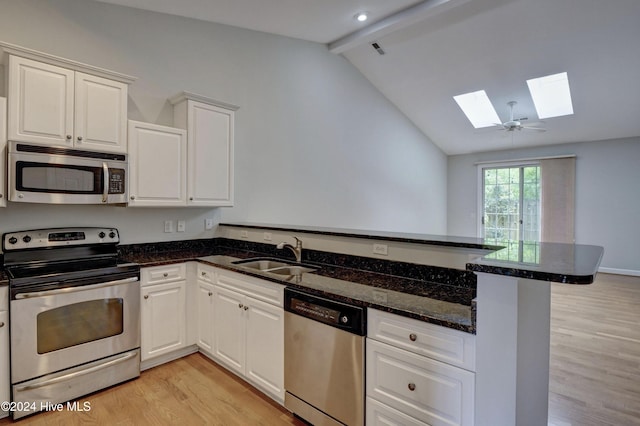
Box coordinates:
[453,90,501,128]
[355,12,369,22]
[527,72,573,119]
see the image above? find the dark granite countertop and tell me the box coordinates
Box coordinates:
[122,244,475,333]
[221,223,604,284]
[466,240,604,284]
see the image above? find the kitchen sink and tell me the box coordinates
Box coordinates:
[232,257,318,275]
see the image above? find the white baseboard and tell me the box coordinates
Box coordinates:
[140,345,198,371]
[598,267,640,277]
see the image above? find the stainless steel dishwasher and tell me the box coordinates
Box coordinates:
[284,288,366,426]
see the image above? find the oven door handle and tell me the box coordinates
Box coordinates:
[102,162,109,203]
[14,276,139,299]
[14,350,139,392]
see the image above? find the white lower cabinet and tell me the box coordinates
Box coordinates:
[213,269,284,401]
[140,264,188,362]
[1,285,9,419]
[366,309,476,426]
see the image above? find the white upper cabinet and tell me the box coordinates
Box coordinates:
[171,92,237,207]
[1,43,135,154]
[74,72,128,152]
[0,97,6,207]
[8,56,74,146]
[128,120,187,207]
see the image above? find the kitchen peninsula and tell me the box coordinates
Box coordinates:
[116,222,603,426]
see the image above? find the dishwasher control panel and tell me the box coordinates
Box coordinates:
[284,288,365,335]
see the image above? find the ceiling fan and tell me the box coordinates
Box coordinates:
[496,101,546,132]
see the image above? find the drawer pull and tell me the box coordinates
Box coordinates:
[243,305,249,311]
[0,322,4,328]
[163,273,169,277]
[238,303,243,309]
[208,292,213,296]
[201,271,207,276]
[144,295,149,299]
[408,383,416,391]
[409,333,417,342]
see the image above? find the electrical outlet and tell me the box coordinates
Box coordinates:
[264,232,272,241]
[372,290,388,303]
[164,220,174,233]
[240,230,249,239]
[177,220,186,232]
[373,243,388,255]
[205,218,214,230]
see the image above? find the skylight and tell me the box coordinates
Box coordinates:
[453,90,501,128]
[526,72,573,119]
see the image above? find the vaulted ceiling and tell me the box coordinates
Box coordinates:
[93,0,640,154]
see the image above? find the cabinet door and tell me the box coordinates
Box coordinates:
[245,297,284,400]
[0,311,8,418]
[141,281,186,361]
[196,280,215,354]
[0,97,6,207]
[128,121,187,206]
[8,56,74,146]
[213,285,245,374]
[74,72,128,153]
[187,101,234,206]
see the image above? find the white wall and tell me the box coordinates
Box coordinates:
[447,137,640,273]
[0,0,447,245]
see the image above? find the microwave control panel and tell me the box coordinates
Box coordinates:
[109,169,126,194]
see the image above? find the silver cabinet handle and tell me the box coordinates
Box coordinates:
[15,351,138,392]
[15,277,138,299]
[409,333,417,342]
[144,295,149,299]
[238,303,243,309]
[189,197,194,201]
[66,135,72,140]
[208,292,213,296]
[130,196,135,200]
[408,383,416,391]
[243,305,249,311]
[163,273,168,277]
[0,322,4,328]
[77,136,83,142]
[0,194,3,199]
[201,272,207,276]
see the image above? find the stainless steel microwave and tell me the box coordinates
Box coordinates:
[8,142,128,204]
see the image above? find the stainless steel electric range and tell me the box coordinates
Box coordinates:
[2,227,140,419]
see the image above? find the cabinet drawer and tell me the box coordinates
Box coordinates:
[141,263,186,286]
[0,286,7,311]
[197,264,216,284]
[216,269,283,307]
[368,309,475,372]
[367,397,429,426]
[366,339,475,426]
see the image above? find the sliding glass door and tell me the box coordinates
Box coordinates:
[481,164,541,262]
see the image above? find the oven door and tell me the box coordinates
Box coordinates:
[10,277,140,384]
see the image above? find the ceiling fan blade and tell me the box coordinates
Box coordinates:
[522,126,546,132]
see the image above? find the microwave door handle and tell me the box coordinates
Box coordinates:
[102,162,109,203]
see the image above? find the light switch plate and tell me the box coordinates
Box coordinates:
[205,219,214,230]
[164,220,174,233]
[177,220,186,232]
[264,232,272,241]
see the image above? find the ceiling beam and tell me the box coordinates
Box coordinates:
[328,0,470,54]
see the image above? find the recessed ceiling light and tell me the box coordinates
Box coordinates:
[355,12,368,22]
[527,72,573,119]
[453,90,501,128]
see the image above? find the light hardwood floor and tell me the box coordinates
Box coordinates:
[1,273,638,425]
[549,273,640,426]
[0,354,305,425]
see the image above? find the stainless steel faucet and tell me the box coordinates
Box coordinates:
[277,236,303,263]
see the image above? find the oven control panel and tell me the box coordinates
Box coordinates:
[3,227,120,251]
